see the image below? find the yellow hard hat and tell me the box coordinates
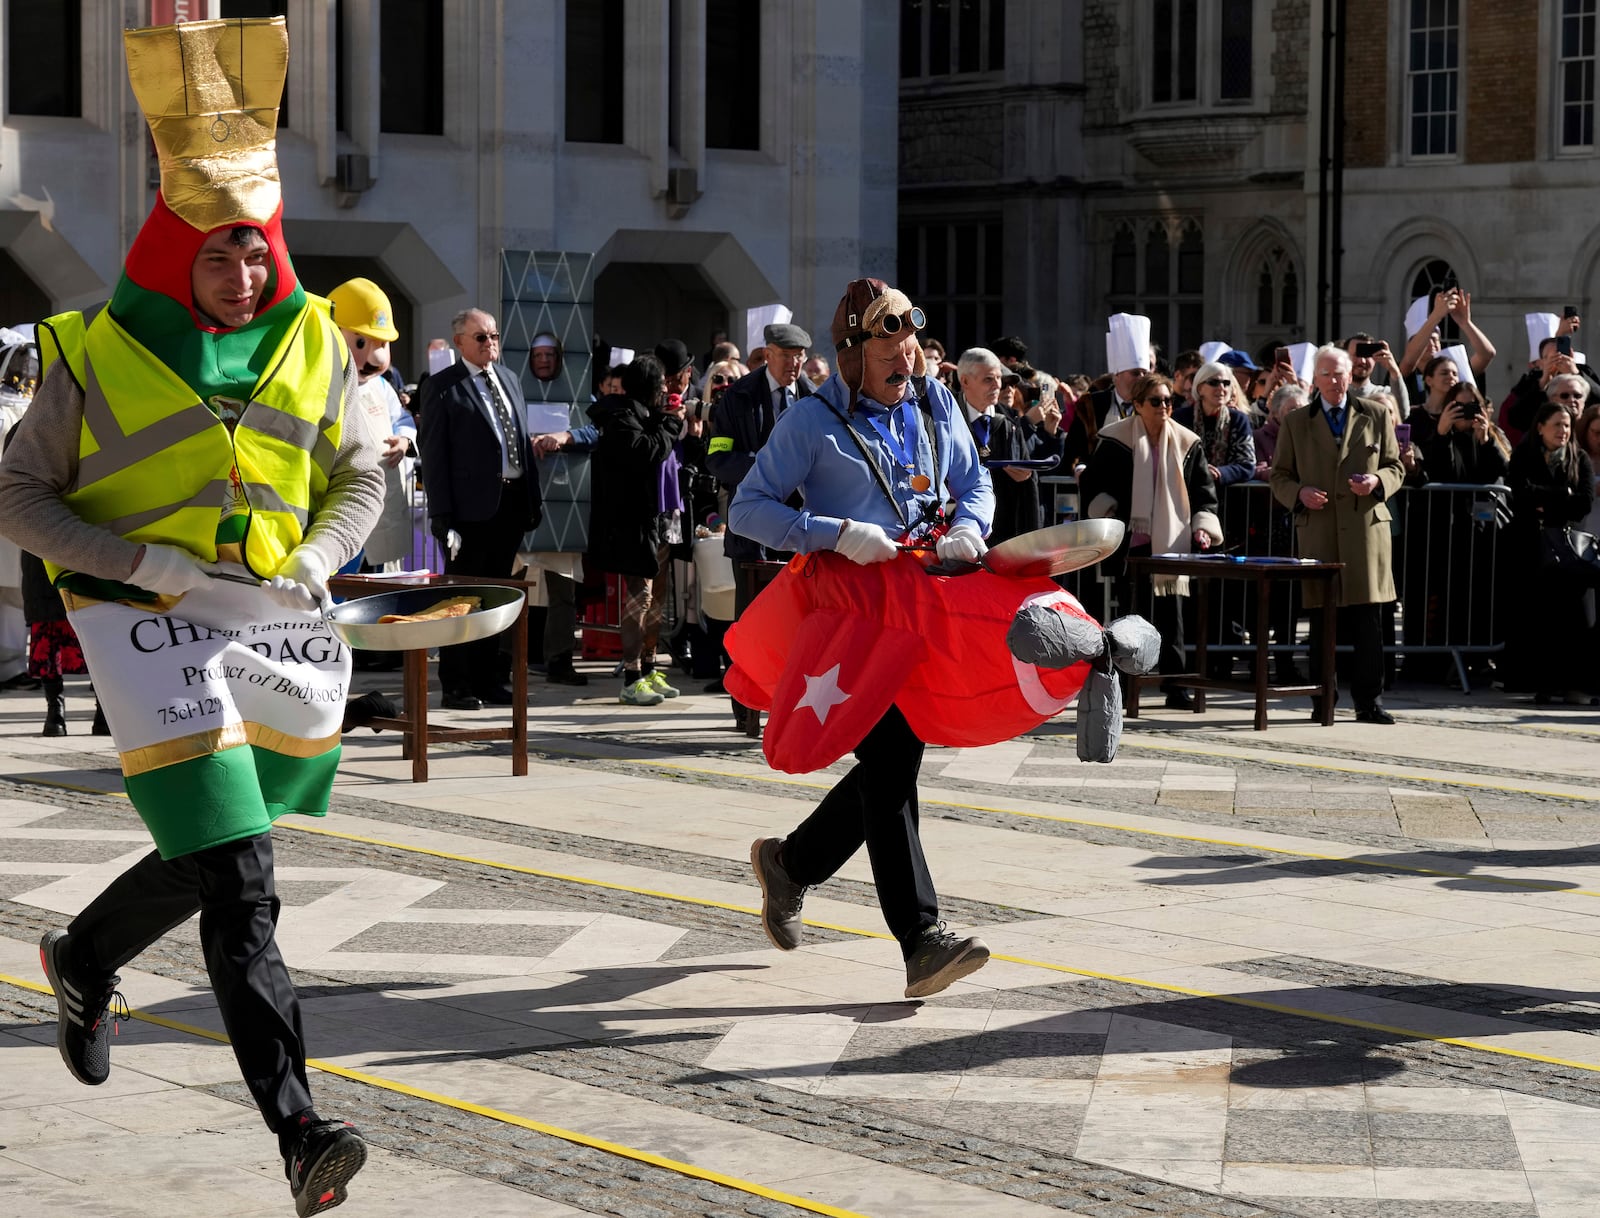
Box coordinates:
[327,278,399,341]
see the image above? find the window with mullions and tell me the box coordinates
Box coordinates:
[1560,0,1597,151]
[897,220,1003,356]
[900,0,1005,79]
[1151,0,1198,103]
[1407,0,1460,158]
[1150,0,1253,106]
[1106,220,1205,361]
[1255,247,1299,329]
[1411,260,1462,343]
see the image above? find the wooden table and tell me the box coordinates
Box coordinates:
[1124,556,1343,731]
[328,573,532,782]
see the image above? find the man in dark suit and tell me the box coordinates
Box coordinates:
[706,321,814,731]
[417,307,541,710]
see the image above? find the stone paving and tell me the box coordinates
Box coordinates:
[1,670,1598,1216]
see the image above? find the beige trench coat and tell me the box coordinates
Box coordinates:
[1268,393,1405,608]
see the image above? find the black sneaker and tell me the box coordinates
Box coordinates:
[39,929,127,1086]
[903,924,990,999]
[285,1118,367,1217]
[750,837,806,951]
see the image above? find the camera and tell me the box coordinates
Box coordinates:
[1355,341,1384,359]
[1022,383,1043,407]
[680,396,714,422]
[1460,398,1481,419]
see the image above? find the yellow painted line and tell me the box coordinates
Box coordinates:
[264,821,1600,1074]
[13,765,1600,1074]
[13,755,1600,900]
[511,748,1600,898]
[0,970,870,1218]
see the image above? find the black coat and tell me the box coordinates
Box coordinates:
[585,394,685,577]
[968,408,1042,545]
[706,368,813,562]
[21,551,63,626]
[1077,422,1219,579]
[1418,427,1510,486]
[417,360,541,530]
[1506,440,1595,535]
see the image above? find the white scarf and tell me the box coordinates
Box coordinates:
[1105,415,1199,595]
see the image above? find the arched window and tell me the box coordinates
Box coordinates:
[1410,259,1461,342]
[1253,247,1299,328]
[1105,217,1204,361]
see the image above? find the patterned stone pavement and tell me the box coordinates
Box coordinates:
[1,672,1599,1216]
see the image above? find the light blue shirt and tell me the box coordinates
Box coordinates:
[729,373,994,553]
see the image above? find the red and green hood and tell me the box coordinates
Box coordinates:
[108,193,308,406]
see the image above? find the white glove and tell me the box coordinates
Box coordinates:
[936,520,988,564]
[261,545,331,612]
[835,519,898,565]
[446,529,462,560]
[127,543,218,597]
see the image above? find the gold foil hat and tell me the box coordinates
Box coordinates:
[123,17,288,232]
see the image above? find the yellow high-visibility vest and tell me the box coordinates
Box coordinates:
[36,299,347,582]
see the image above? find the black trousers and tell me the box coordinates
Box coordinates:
[1308,601,1386,710]
[439,484,529,693]
[1115,547,1187,679]
[780,706,938,956]
[68,832,312,1133]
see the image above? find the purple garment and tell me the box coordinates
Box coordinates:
[1254,418,1280,467]
[658,446,684,514]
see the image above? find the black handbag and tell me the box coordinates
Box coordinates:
[1540,526,1600,586]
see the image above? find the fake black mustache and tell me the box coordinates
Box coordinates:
[360,363,383,378]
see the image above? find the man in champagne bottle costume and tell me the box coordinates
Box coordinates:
[0,19,383,1216]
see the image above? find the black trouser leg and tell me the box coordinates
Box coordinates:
[1307,602,1386,710]
[439,489,527,693]
[729,563,764,725]
[543,571,578,659]
[1343,603,1384,709]
[1150,593,1186,678]
[68,832,313,1132]
[779,707,938,955]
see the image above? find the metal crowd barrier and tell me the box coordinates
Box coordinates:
[1038,476,1512,692]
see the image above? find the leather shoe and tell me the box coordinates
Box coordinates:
[1163,688,1196,711]
[1355,705,1395,725]
[441,690,482,711]
[478,685,516,706]
[546,664,588,687]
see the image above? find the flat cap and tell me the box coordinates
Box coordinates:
[764,322,812,349]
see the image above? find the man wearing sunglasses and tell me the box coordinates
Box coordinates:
[730,277,995,999]
[706,321,817,732]
[417,307,543,710]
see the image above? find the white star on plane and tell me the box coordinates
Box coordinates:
[794,663,850,724]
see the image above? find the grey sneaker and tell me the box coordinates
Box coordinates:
[750,837,805,951]
[904,924,990,998]
[40,929,127,1085]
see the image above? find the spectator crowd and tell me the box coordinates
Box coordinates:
[6,279,1599,735]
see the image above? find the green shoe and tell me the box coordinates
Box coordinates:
[619,677,665,706]
[646,670,680,698]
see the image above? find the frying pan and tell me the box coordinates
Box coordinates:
[208,572,524,650]
[901,518,1125,578]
